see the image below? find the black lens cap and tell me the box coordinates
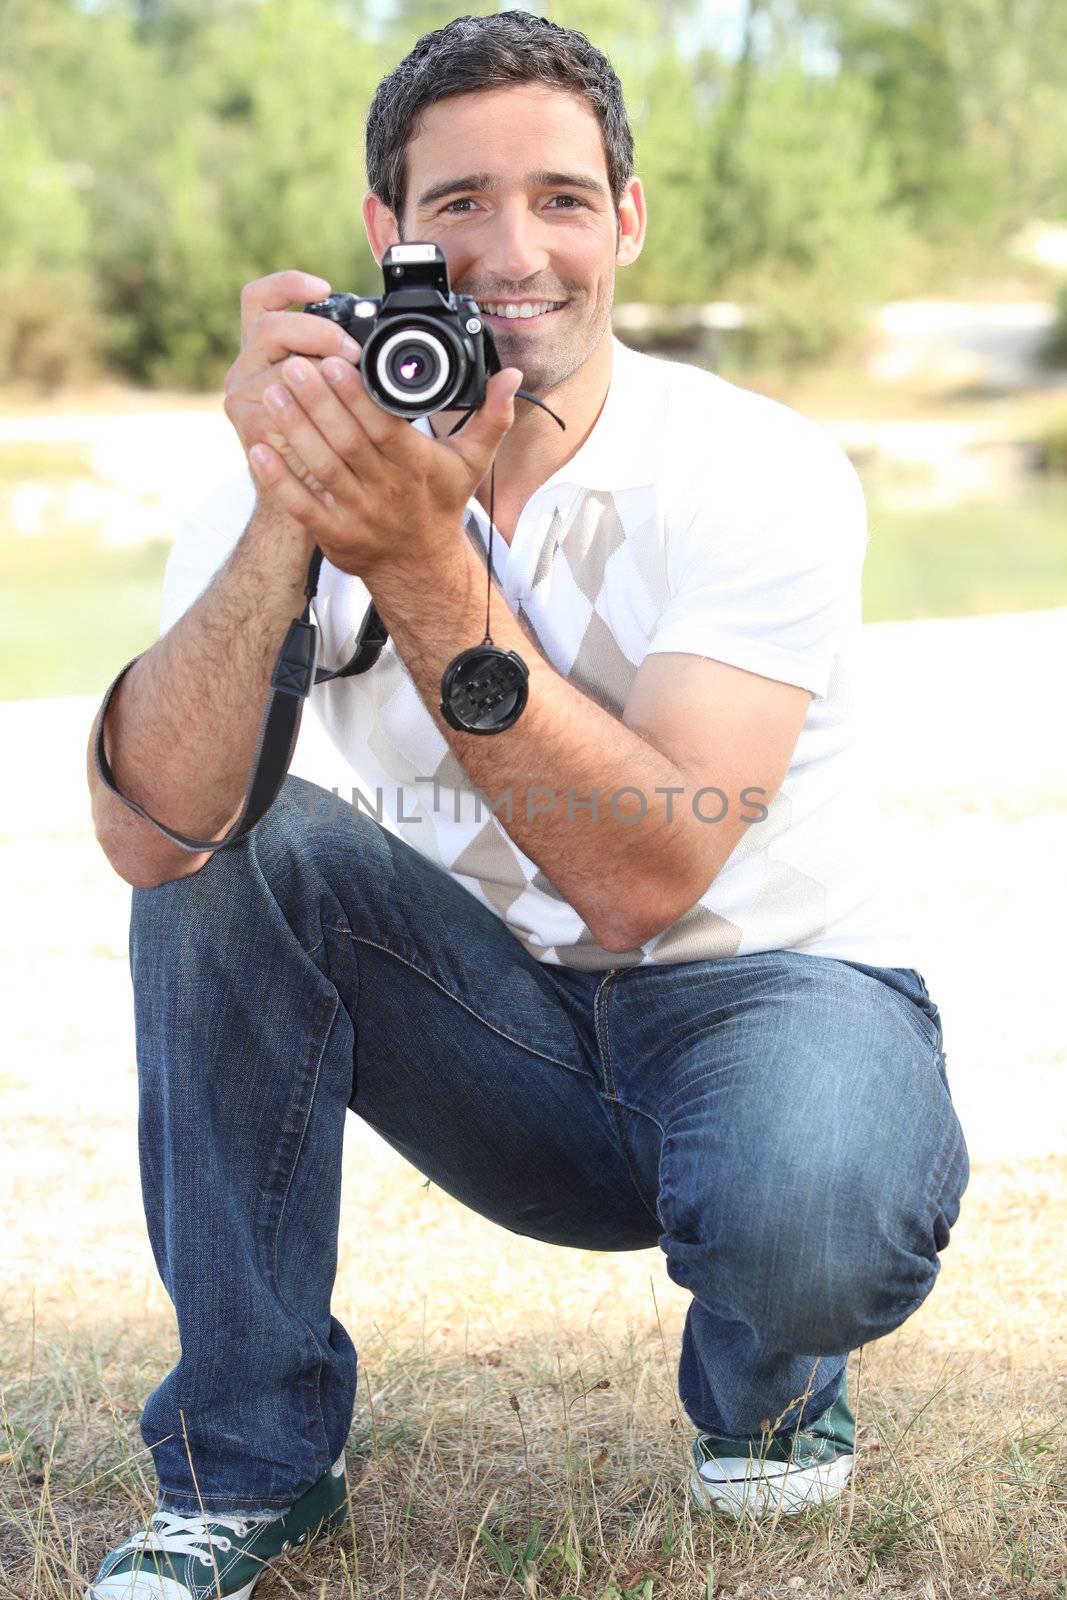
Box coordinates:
[440,645,528,733]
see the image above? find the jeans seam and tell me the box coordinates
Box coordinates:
[268,988,338,1473]
[328,926,590,1081]
[596,972,663,1228]
[923,1076,967,1227]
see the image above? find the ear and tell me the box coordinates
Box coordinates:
[615,176,646,268]
[362,191,402,265]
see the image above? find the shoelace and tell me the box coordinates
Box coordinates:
[120,1510,278,1565]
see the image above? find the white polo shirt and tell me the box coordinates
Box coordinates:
[159,335,917,970]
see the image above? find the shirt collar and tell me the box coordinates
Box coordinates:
[410,334,655,495]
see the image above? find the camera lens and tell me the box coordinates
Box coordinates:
[374,327,453,408]
[400,354,422,381]
[391,343,433,388]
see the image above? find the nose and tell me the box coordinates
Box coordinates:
[479,198,551,285]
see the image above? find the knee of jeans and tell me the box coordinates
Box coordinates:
[256,773,377,866]
[129,776,371,961]
[129,825,258,957]
[664,1175,942,1353]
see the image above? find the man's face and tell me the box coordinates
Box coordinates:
[365,82,645,399]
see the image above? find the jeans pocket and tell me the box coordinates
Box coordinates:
[842,962,945,1056]
[907,970,945,1053]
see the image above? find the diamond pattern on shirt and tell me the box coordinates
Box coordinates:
[742,859,827,950]
[366,723,421,790]
[449,819,532,923]
[530,867,567,902]
[557,490,627,604]
[542,925,641,971]
[646,900,745,962]
[732,789,792,860]
[529,507,565,592]
[430,747,471,792]
[565,607,640,717]
[170,341,911,973]
[371,647,453,780]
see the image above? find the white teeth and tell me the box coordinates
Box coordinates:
[483,301,561,319]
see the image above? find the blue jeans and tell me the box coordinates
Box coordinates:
[129,774,970,1515]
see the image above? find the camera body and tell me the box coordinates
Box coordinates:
[302,242,501,419]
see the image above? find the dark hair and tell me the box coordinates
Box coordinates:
[365,11,634,228]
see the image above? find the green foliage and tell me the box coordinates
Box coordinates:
[614,39,721,306]
[804,0,1067,258]
[705,64,910,364]
[1,0,1065,392]
[0,100,105,388]
[477,1518,543,1583]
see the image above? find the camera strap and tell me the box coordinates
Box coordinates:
[91,546,389,855]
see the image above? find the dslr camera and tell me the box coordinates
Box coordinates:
[302,242,501,419]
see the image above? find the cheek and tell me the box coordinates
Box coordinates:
[422,231,473,281]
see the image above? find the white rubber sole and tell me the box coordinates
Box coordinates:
[690,1451,854,1517]
[87,1577,257,1600]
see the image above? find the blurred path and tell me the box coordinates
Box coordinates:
[2,607,1065,1170]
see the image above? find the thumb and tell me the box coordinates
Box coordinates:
[445,367,523,479]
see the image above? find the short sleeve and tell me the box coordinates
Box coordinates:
[646,429,868,700]
[159,465,258,637]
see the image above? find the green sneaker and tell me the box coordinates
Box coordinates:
[690,1374,855,1518]
[85,1452,349,1599]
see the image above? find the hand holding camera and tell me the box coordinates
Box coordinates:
[223,267,363,527]
[93,247,564,864]
[246,243,566,737]
[245,244,528,583]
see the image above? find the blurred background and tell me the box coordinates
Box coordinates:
[2,0,1067,698]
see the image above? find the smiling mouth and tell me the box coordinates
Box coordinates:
[478,301,568,323]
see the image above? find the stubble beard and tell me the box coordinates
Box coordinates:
[493,287,613,400]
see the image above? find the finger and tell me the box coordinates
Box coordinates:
[263,378,361,501]
[318,355,422,462]
[278,355,384,464]
[250,309,363,369]
[239,270,332,345]
[442,367,523,482]
[248,441,336,531]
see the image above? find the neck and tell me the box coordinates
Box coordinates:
[428,331,614,513]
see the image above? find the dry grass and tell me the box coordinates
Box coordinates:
[2,1142,1064,1600]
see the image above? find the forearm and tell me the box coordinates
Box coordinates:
[88,503,317,888]
[365,530,702,951]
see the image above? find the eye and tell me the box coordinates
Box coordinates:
[439,194,588,214]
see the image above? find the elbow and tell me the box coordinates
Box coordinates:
[99,844,211,891]
[596,865,721,954]
[593,901,675,956]
[91,818,212,890]
[91,831,168,890]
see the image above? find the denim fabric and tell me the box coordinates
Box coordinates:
[129,774,970,1515]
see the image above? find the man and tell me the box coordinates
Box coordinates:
[85,12,970,1598]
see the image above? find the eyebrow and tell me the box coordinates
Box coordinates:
[414,170,609,210]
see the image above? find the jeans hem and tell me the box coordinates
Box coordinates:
[154,1491,293,1515]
